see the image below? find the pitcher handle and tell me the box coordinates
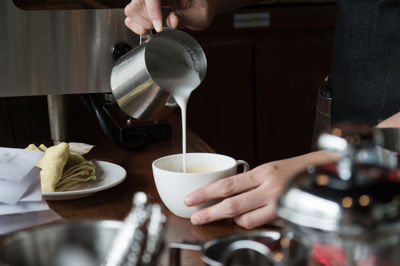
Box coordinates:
[169,241,202,266]
[140,7,171,44]
[221,240,276,266]
[140,31,153,44]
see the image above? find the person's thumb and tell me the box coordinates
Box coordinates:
[166,6,213,31]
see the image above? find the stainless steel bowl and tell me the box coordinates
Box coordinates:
[0,220,123,266]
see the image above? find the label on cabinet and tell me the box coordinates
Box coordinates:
[234,12,270,28]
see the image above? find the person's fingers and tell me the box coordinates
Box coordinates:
[124,0,153,34]
[124,0,163,32]
[125,13,154,31]
[144,0,163,31]
[125,17,149,35]
[169,6,211,30]
[184,171,263,207]
[190,186,270,225]
[233,203,277,229]
[166,11,179,29]
[124,1,139,17]
[164,0,191,28]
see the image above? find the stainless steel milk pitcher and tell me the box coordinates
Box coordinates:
[110,29,207,120]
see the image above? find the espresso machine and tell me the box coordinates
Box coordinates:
[0,0,171,149]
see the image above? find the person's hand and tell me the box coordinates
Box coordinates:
[184,151,338,229]
[124,0,218,35]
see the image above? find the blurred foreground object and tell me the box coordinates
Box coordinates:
[0,192,166,266]
[277,124,400,265]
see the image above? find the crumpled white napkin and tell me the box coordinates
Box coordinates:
[0,166,41,205]
[0,147,42,182]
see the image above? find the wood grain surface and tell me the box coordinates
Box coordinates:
[46,112,258,265]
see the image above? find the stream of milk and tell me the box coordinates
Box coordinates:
[166,68,200,173]
[154,40,202,173]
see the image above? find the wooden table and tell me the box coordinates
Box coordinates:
[46,113,254,265]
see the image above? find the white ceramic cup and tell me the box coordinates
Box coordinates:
[152,153,249,218]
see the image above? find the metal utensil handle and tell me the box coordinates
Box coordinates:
[140,204,167,266]
[169,241,202,266]
[221,240,276,266]
[104,192,150,266]
[104,192,166,266]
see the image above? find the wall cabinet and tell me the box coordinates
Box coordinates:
[187,40,256,165]
[187,4,337,167]
[255,31,335,164]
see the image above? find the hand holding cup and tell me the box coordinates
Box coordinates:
[152,153,249,218]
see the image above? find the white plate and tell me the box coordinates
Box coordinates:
[42,160,127,201]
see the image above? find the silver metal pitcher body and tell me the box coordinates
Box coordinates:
[110,29,207,120]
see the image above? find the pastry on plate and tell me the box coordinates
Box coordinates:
[26,142,96,192]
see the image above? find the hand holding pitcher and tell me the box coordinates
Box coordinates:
[124,0,219,34]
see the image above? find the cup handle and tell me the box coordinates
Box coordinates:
[236,160,249,173]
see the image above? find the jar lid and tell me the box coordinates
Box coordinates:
[277,163,400,233]
[277,129,400,234]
